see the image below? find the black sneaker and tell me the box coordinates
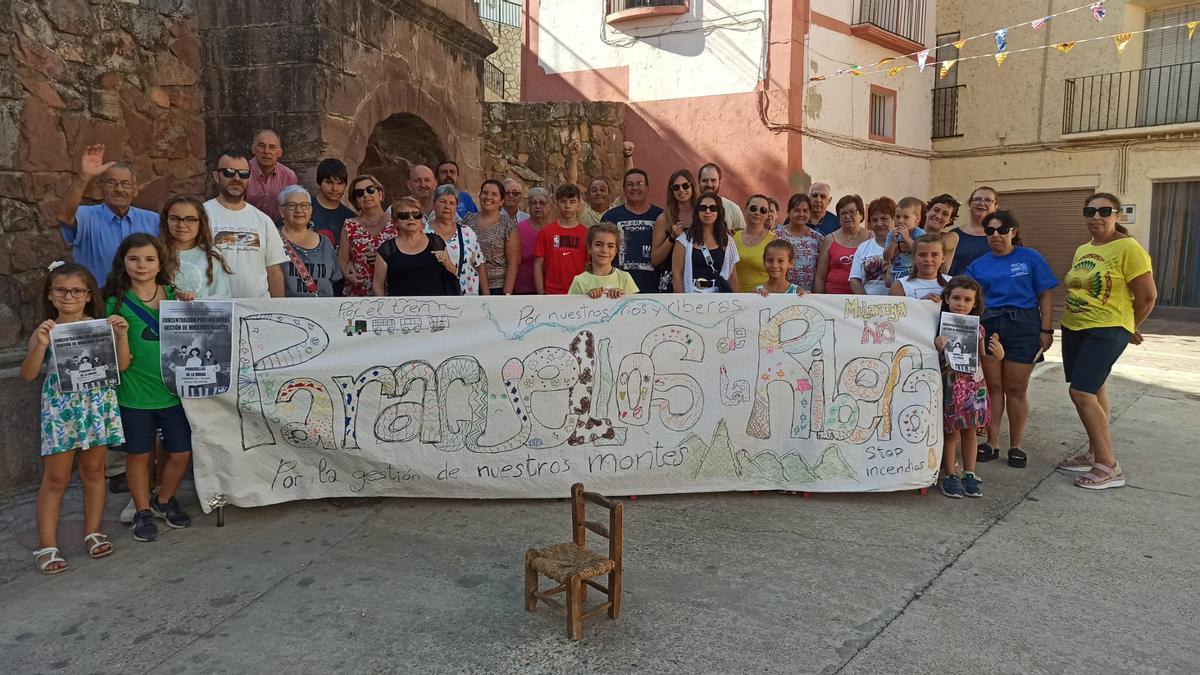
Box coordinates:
[132,509,159,542]
[151,497,192,529]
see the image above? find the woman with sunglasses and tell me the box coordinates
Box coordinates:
[774,194,824,292]
[1057,193,1156,490]
[964,210,1058,468]
[733,194,776,291]
[462,179,520,295]
[652,170,697,291]
[672,191,740,293]
[815,195,870,294]
[948,186,997,276]
[429,184,488,295]
[338,174,398,297]
[373,197,461,297]
[278,185,342,297]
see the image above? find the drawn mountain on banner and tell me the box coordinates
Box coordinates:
[681,420,857,484]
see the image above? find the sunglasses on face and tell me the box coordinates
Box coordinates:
[747,205,769,214]
[671,183,691,193]
[984,224,1013,235]
[1083,206,1116,218]
[393,211,422,221]
[352,185,382,199]
[697,204,720,213]
[219,168,251,179]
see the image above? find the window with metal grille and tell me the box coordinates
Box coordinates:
[869,86,896,143]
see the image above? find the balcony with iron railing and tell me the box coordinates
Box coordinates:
[1063,60,1200,135]
[605,0,689,25]
[932,85,964,139]
[852,0,928,54]
[475,0,521,29]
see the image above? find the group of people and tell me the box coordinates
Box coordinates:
[21,129,1158,574]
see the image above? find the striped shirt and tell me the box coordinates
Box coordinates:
[246,160,298,224]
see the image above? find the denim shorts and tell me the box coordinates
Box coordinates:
[1061,326,1131,395]
[981,307,1044,365]
[118,405,193,455]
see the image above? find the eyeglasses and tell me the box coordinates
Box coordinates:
[352,185,382,199]
[392,211,422,221]
[625,181,647,188]
[697,204,720,213]
[969,197,996,205]
[218,168,252,179]
[167,215,200,226]
[281,202,313,212]
[984,224,1013,235]
[838,210,859,219]
[747,205,768,214]
[103,180,134,190]
[504,190,522,197]
[1083,206,1116,218]
[671,183,692,193]
[50,287,89,299]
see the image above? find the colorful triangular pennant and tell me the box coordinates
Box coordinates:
[1115,32,1133,53]
[849,64,864,77]
[939,59,957,80]
[1054,42,1076,53]
[952,39,966,50]
[887,66,905,78]
[1090,2,1106,22]
[917,49,930,72]
[1188,21,1197,40]
[875,57,895,67]
[995,29,1009,53]
[995,52,1009,66]
[1031,16,1050,30]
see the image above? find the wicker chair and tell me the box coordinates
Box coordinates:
[524,483,624,640]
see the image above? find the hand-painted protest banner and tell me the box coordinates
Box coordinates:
[185,295,942,511]
[50,319,120,393]
[160,301,235,398]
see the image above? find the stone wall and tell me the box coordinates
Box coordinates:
[481,101,625,192]
[0,0,205,349]
[481,20,521,103]
[202,0,496,189]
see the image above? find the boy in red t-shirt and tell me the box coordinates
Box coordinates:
[534,184,589,294]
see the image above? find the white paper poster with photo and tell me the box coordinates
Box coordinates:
[939,312,979,373]
[50,319,120,393]
[160,300,234,398]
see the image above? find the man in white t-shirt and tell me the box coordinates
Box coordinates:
[698,162,747,232]
[204,151,287,298]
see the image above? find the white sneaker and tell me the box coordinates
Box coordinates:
[119,497,136,524]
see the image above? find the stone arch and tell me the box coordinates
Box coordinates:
[357,113,446,201]
[340,78,479,194]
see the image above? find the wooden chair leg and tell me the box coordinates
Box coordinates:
[608,569,622,619]
[524,558,538,612]
[567,575,583,640]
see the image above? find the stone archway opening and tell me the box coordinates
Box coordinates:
[357,113,447,200]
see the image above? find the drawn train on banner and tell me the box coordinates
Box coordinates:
[183,295,943,509]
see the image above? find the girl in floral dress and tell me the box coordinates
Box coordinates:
[21,262,129,574]
[936,276,1004,499]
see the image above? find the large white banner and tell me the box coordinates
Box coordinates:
[187,295,943,510]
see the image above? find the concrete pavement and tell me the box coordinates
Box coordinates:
[1,323,1197,674]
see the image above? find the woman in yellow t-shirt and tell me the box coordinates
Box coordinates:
[733,194,775,291]
[1057,192,1157,490]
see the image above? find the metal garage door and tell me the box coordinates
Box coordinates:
[996,189,1095,314]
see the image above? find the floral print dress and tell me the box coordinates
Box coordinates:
[40,371,124,456]
[942,325,990,433]
[343,217,400,297]
[774,226,823,292]
[425,223,486,295]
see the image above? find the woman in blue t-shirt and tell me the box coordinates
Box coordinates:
[965,210,1059,469]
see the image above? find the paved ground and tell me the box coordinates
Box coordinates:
[1,322,1198,674]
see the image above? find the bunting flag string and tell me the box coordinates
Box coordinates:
[809,16,1198,84]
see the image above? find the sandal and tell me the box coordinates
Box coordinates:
[84,532,114,559]
[1075,463,1125,490]
[33,547,69,575]
[976,442,999,463]
[1056,452,1095,473]
[1007,447,1028,468]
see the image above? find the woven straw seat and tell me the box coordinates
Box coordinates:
[527,542,615,583]
[525,483,624,640]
